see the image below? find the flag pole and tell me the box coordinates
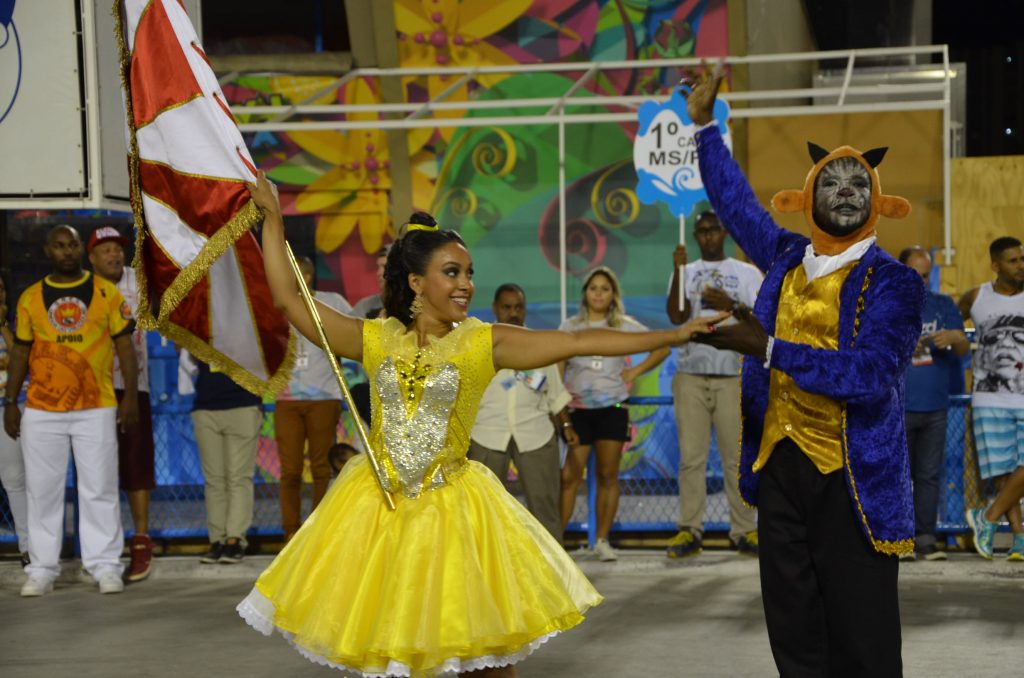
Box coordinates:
[284,242,396,511]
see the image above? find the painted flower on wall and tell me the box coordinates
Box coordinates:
[395,0,532,137]
[284,78,435,253]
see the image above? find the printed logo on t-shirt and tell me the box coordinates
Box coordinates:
[691,269,740,297]
[47,296,88,334]
[912,318,940,367]
[974,314,1024,395]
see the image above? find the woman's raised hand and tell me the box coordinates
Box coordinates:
[247,170,281,216]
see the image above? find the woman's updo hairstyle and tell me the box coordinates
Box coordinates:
[382,211,466,325]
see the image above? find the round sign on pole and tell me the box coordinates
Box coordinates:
[633,89,732,219]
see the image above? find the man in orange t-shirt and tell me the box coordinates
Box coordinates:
[3,225,139,597]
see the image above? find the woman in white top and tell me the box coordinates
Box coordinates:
[558,267,669,561]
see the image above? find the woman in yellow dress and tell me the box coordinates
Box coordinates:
[238,172,724,677]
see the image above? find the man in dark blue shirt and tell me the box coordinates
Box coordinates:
[900,247,969,560]
[181,351,263,564]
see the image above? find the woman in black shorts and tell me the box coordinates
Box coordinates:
[558,267,669,560]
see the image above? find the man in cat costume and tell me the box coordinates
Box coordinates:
[686,68,924,677]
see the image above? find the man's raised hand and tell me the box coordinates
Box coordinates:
[681,61,725,126]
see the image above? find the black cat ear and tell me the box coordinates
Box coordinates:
[862,147,888,168]
[807,142,830,164]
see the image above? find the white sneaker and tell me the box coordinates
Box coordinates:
[97,571,125,594]
[21,576,54,597]
[594,538,618,562]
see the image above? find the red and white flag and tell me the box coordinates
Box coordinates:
[114,0,293,395]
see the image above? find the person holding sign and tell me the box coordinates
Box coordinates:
[684,65,923,676]
[665,205,762,559]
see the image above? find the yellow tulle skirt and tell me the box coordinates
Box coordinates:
[237,455,602,677]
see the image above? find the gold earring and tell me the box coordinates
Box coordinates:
[410,294,424,318]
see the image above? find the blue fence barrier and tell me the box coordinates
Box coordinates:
[0,386,994,547]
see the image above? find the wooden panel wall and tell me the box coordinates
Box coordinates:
[744,114,1024,303]
[948,156,1024,299]
[745,110,945,265]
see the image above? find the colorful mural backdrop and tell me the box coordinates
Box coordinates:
[221,0,732,481]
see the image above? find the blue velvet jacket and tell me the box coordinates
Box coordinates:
[696,126,925,554]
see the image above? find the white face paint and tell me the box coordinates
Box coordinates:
[812,157,872,237]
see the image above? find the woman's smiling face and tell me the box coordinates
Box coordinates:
[410,241,475,324]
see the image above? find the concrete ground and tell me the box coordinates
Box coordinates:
[0,549,1021,677]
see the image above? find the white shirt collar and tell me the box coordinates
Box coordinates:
[802,236,876,282]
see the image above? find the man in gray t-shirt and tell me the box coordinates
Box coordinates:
[665,209,762,558]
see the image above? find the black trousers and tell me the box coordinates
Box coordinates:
[758,439,902,678]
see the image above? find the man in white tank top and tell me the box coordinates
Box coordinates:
[959,236,1024,560]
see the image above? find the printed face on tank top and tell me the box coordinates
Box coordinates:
[975,315,1024,395]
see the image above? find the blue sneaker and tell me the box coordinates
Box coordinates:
[965,508,996,560]
[1007,534,1024,562]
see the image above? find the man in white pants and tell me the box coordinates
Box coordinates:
[0,274,29,567]
[3,225,139,597]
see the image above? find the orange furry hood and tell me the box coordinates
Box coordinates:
[770,143,911,255]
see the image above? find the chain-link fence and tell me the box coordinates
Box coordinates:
[0,390,1003,547]
[563,395,728,536]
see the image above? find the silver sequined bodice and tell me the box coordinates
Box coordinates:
[375,356,461,497]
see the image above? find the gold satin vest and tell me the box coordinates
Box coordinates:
[754,262,857,474]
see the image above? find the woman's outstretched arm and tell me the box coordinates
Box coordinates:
[491,314,726,372]
[249,172,364,361]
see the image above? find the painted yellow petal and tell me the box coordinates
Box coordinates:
[427,74,469,142]
[289,131,349,165]
[310,166,367,192]
[295,170,364,212]
[346,128,388,162]
[347,190,390,213]
[268,75,338,105]
[455,41,518,88]
[394,0,433,35]
[427,73,469,113]
[295,190,343,214]
[399,41,439,69]
[316,213,359,253]
[456,0,531,39]
[345,77,382,123]
[411,168,437,211]
[411,148,438,179]
[407,127,433,156]
[359,213,385,254]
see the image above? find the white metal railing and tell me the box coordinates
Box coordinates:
[229,46,953,317]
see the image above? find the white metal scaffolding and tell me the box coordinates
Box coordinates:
[232,46,955,319]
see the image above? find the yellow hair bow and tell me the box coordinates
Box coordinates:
[405,222,439,234]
